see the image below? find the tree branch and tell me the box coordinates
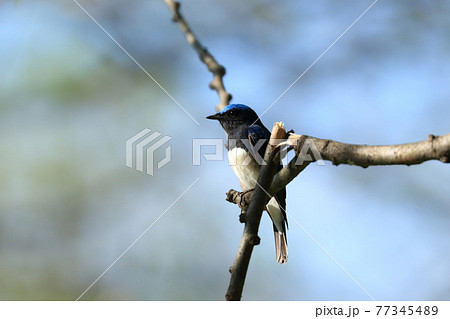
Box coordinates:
[164,0,232,110]
[225,123,287,301]
[224,130,449,300]
[228,132,450,212]
[288,132,450,167]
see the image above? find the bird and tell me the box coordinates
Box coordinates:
[207,103,288,264]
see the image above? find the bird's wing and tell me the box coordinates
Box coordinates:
[248,125,270,160]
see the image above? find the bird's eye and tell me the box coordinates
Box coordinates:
[229,110,235,117]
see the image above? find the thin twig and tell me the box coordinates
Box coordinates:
[164,0,232,110]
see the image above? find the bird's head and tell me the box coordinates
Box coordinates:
[206,104,260,132]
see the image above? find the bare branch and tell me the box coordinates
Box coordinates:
[226,123,287,301]
[236,132,450,210]
[223,130,449,301]
[224,126,448,300]
[289,132,450,167]
[164,0,232,110]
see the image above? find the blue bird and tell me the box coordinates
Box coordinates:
[207,104,288,264]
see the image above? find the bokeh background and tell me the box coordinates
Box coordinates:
[1,0,449,300]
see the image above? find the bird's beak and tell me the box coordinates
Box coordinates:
[206,113,221,120]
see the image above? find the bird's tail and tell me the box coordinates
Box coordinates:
[267,196,288,264]
[274,228,288,264]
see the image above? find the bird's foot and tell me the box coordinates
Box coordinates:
[225,188,254,222]
[239,189,253,208]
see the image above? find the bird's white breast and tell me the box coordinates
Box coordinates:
[228,147,260,191]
